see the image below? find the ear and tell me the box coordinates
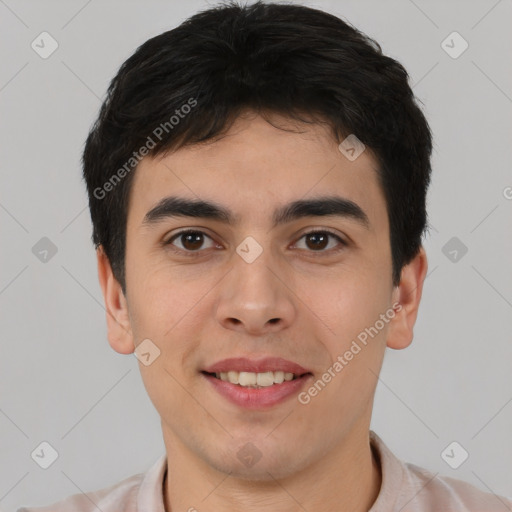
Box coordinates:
[386,246,428,350]
[96,246,135,354]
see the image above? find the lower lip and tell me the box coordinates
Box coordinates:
[202,372,313,409]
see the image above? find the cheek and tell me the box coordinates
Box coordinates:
[126,251,186,322]
[321,270,387,327]
[305,284,388,412]
[127,265,211,368]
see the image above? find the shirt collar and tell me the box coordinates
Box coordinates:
[137,453,168,511]
[368,430,405,511]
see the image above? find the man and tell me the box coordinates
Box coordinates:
[18,1,512,510]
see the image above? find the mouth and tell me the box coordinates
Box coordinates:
[201,370,311,389]
[200,357,314,409]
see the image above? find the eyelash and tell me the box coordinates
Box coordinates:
[163,229,347,257]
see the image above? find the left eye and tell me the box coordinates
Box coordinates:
[293,230,346,252]
[164,229,346,254]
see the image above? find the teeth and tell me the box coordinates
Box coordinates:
[227,371,239,384]
[239,372,257,386]
[256,371,274,387]
[213,370,299,387]
[273,371,284,384]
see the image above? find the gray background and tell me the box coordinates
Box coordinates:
[1,0,511,510]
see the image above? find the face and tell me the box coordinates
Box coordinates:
[98,111,427,480]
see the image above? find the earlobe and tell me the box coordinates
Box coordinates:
[386,246,428,350]
[96,246,135,355]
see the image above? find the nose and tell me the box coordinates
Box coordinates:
[215,249,296,335]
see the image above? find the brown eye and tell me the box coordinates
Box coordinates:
[305,232,329,250]
[166,230,216,252]
[294,230,346,252]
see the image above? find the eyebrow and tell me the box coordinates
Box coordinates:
[141,195,370,230]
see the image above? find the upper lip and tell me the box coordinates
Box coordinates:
[202,357,311,375]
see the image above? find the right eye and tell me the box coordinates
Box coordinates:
[164,229,220,255]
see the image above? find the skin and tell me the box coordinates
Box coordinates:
[97,110,428,512]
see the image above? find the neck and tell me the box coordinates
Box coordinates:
[162,426,382,512]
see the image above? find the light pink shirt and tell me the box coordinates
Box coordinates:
[18,431,512,511]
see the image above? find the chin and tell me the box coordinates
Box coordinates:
[205,444,306,482]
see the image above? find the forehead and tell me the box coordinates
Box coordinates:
[127,113,386,232]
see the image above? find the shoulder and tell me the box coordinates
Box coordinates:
[16,470,144,512]
[401,462,512,511]
[369,431,512,512]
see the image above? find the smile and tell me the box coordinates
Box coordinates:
[210,370,301,388]
[201,371,313,409]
